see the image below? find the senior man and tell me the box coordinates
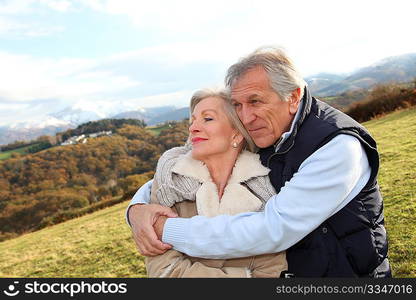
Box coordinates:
[126,47,391,277]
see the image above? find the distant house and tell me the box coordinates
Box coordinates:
[61,131,112,146]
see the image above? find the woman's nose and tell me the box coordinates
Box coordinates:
[189,121,200,133]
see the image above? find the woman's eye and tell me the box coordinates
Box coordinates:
[204,117,213,122]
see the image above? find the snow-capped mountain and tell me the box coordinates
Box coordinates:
[110,106,176,123]
[7,116,71,130]
[51,107,105,125]
[0,104,184,145]
[306,53,416,96]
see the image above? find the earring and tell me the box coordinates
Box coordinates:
[232,142,238,148]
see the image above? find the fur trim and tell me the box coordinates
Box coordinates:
[171,150,269,216]
[196,181,263,216]
[228,151,271,184]
[172,150,270,184]
[171,151,211,183]
[245,268,252,278]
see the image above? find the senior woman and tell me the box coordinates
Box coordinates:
[145,88,287,277]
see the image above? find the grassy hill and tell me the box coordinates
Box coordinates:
[146,124,171,136]
[364,107,416,277]
[0,107,415,278]
[0,144,38,161]
[0,202,145,277]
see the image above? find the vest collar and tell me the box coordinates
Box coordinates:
[272,86,313,154]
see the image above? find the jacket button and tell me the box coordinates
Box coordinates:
[322,227,328,234]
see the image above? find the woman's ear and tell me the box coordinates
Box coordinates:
[233,132,244,145]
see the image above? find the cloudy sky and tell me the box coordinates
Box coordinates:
[0,0,415,125]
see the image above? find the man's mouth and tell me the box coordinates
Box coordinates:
[248,127,264,133]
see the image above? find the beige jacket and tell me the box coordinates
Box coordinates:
[145,147,287,278]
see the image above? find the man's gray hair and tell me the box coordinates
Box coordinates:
[189,88,257,152]
[225,46,306,101]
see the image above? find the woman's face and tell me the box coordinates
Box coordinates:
[189,96,241,161]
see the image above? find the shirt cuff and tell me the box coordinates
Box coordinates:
[162,217,191,249]
[125,180,153,227]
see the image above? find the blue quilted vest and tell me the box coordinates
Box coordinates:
[259,88,391,277]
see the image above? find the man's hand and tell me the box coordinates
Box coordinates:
[129,204,178,256]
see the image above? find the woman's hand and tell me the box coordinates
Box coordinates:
[129,204,178,256]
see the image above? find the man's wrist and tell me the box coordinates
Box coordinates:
[127,203,145,226]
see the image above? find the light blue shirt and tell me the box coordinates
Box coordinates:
[126,105,371,259]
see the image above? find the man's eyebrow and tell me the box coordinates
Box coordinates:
[231,94,261,102]
[248,93,261,100]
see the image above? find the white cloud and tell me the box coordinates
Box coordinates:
[0,51,140,103]
[39,0,72,12]
[127,90,192,108]
[0,0,72,14]
[0,0,71,38]
[0,0,415,126]
[0,0,36,14]
[0,17,64,37]
[76,0,416,75]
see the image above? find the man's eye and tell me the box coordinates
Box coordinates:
[232,102,241,108]
[250,99,259,104]
[204,117,213,121]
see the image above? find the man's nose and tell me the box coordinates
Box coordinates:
[239,106,256,125]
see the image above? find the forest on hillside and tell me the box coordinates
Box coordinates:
[0,120,189,241]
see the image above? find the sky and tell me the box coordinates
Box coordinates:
[0,0,415,125]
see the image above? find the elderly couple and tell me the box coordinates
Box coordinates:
[126,47,391,278]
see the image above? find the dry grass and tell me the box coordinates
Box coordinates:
[0,202,146,277]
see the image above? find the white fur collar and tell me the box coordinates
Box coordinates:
[171,150,270,184]
[171,150,270,216]
[171,151,211,182]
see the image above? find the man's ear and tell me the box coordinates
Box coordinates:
[288,88,301,115]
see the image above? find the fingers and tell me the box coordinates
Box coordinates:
[129,203,176,256]
[156,206,178,218]
[135,229,172,256]
[142,225,172,255]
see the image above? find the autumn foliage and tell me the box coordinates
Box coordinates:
[345,81,416,122]
[0,121,188,241]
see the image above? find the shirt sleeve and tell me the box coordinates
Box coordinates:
[125,179,153,227]
[162,134,372,259]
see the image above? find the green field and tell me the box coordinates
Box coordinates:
[365,107,416,277]
[0,107,415,277]
[146,124,171,136]
[0,144,35,161]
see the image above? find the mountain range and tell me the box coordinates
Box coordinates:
[0,106,189,145]
[1,52,415,146]
[306,53,416,96]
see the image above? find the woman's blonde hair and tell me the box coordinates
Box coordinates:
[189,88,257,152]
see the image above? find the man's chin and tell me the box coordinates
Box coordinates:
[253,139,275,149]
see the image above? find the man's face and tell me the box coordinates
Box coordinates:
[230,66,300,148]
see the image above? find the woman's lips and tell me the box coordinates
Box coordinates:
[191,137,207,144]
